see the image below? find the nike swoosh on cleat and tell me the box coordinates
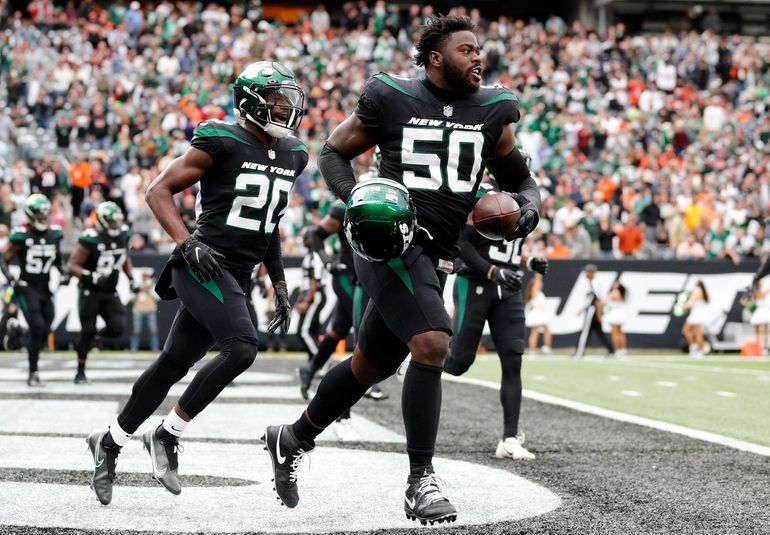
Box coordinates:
[94,443,104,468]
[171,425,183,432]
[275,426,286,464]
[405,496,416,509]
[195,247,201,263]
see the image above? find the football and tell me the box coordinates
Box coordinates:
[472,191,521,241]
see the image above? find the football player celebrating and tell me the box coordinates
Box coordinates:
[68,201,133,384]
[0,194,67,386]
[86,61,308,506]
[444,184,548,460]
[264,15,541,524]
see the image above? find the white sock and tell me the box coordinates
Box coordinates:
[162,409,189,437]
[108,417,132,448]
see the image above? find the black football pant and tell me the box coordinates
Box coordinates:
[77,289,127,362]
[444,275,526,439]
[15,284,54,373]
[117,264,259,434]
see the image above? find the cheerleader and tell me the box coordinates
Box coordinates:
[682,280,709,358]
[604,281,628,357]
[525,273,552,355]
[749,278,770,350]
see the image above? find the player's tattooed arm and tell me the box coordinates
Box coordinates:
[320,114,377,202]
[146,146,213,246]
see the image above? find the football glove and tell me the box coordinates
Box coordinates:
[325,256,348,274]
[527,256,549,275]
[267,281,291,334]
[89,270,118,290]
[59,271,71,286]
[506,193,540,241]
[491,267,523,292]
[181,237,224,282]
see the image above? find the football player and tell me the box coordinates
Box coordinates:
[444,184,548,460]
[0,194,67,386]
[263,15,541,523]
[295,226,327,359]
[68,201,134,384]
[86,61,308,506]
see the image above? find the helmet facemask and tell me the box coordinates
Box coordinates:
[96,203,125,237]
[24,195,51,232]
[237,84,304,139]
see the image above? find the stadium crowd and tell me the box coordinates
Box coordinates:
[0,0,769,262]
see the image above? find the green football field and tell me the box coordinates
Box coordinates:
[465,353,770,447]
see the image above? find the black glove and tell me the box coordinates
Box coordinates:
[325,255,348,274]
[506,193,540,241]
[181,237,224,282]
[267,280,291,334]
[90,270,118,290]
[254,276,268,298]
[528,256,549,275]
[492,267,523,292]
[59,271,71,286]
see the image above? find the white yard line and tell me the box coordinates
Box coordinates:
[444,375,770,457]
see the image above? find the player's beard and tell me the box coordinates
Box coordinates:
[443,59,478,94]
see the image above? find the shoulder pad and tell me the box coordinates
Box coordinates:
[9,227,27,241]
[370,72,419,99]
[79,229,101,244]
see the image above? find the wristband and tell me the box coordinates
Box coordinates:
[526,257,533,270]
[487,266,497,280]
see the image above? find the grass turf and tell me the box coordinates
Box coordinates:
[465,353,770,447]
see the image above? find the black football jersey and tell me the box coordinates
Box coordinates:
[328,200,355,273]
[190,120,309,272]
[354,73,520,258]
[466,230,524,272]
[9,225,64,287]
[78,226,131,292]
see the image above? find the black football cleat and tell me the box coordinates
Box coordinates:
[74,370,87,384]
[262,424,314,508]
[142,428,182,495]
[86,430,120,505]
[404,470,457,525]
[297,364,313,401]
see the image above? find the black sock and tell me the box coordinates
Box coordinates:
[77,362,85,373]
[292,357,368,442]
[308,335,339,374]
[500,355,522,438]
[402,361,443,475]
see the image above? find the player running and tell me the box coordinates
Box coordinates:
[68,201,134,384]
[264,15,541,524]
[85,61,307,506]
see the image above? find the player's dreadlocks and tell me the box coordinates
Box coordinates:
[413,15,476,67]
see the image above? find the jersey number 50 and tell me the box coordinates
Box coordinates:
[401,128,484,192]
[226,173,292,233]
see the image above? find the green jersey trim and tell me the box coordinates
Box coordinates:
[386,257,414,295]
[193,127,250,146]
[374,73,417,98]
[291,143,308,153]
[479,92,517,107]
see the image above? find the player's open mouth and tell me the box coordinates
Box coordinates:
[470,66,482,82]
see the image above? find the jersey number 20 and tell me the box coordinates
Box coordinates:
[226,173,292,233]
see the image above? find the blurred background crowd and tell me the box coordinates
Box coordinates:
[0,0,768,262]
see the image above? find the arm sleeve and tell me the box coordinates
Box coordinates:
[262,230,286,284]
[487,147,542,211]
[457,226,493,278]
[310,227,331,264]
[319,143,356,203]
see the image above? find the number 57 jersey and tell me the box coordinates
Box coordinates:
[354,73,520,259]
[190,120,309,273]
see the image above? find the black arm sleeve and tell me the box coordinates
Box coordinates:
[310,227,331,265]
[458,226,493,278]
[319,143,357,203]
[755,255,770,282]
[487,147,542,211]
[262,230,286,284]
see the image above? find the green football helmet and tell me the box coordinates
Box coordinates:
[233,61,304,139]
[344,178,416,262]
[24,193,51,232]
[95,201,125,237]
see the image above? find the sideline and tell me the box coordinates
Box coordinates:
[444,374,770,457]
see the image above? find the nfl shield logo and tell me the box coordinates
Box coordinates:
[268,149,276,160]
[443,105,453,117]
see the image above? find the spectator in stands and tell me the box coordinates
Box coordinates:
[130,271,160,352]
[616,215,645,258]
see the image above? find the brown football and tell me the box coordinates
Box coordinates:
[472,192,521,240]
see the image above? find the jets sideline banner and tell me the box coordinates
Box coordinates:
[11,256,757,351]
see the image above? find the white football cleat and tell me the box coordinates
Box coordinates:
[495,435,536,460]
[332,417,360,442]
